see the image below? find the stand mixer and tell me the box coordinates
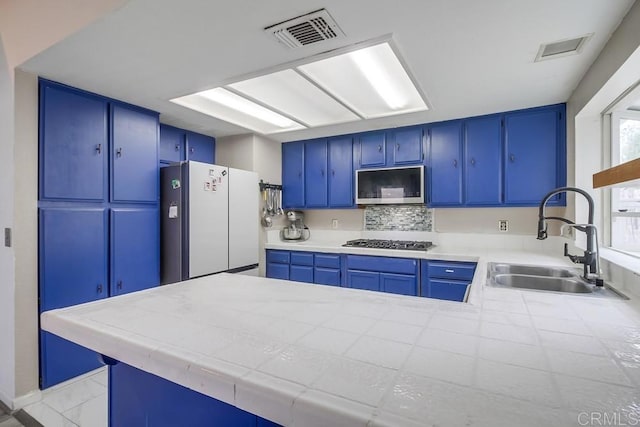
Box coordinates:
[280,211,310,241]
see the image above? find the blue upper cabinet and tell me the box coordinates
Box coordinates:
[40,82,108,202]
[282,141,305,208]
[110,208,160,296]
[159,124,185,163]
[464,115,502,205]
[305,139,328,207]
[389,126,423,165]
[428,121,463,206]
[328,136,354,207]
[111,103,159,203]
[186,131,215,164]
[359,132,386,168]
[504,105,565,205]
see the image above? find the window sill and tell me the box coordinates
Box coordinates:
[599,247,640,275]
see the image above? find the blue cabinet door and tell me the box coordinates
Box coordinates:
[305,139,328,207]
[380,273,418,296]
[391,127,423,165]
[290,265,314,283]
[111,104,159,203]
[426,278,469,302]
[39,207,108,388]
[159,124,185,163]
[282,142,305,208]
[359,132,386,167]
[328,137,354,207]
[464,116,502,205]
[504,106,562,205]
[110,208,160,296]
[111,362,261,427]
[40,83,107,201]
[266,263,289,280]
[186,131,215,164]
[428,122,463,206]
[347,270,380,291]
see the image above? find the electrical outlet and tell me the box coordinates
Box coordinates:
[498,220,508,232]
[331,219,339,229]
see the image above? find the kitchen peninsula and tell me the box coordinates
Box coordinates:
[41,249,640,427]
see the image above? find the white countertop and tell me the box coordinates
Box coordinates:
[42,250,640,427]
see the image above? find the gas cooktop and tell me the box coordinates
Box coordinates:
[342,239,433,251]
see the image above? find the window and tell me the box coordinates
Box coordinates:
[610,111,640,253]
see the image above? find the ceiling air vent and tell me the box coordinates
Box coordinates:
[265,9,345,49]
[535,34,592,62]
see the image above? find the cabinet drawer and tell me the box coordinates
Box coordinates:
[266,250,290,264]
[314,267,341,287]
[426,278,469,302]
[347,255,417,275]
[428,262,476,281]
[314,253,341,269]
[266,263,289,280]
[290,251,314,266]
[347,269,380,291]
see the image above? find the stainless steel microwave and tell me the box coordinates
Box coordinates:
[355,165,425,205]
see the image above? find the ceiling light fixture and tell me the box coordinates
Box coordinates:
[351,48,406,110]
[170,39,429,134]
[199,88,297,128]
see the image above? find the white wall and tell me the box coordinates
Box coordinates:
[13,70,39,398]
[0,34,16,406]
[568,1,640,248]
[215,134,254,172]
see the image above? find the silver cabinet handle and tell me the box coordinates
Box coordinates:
[510,154,515,162]
[96,144,102,154]
[453,159,458,167]
[445,269,455,273]
[116,147,122,157]
[378,145,382,152]
[470,158,476,166]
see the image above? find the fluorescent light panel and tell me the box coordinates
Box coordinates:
[171,88,304,134]
[229,69,360,127]
[170,42,428,134]
[298,43,427,119]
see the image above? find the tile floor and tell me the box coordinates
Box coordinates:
[23,368,107,427]
[0,408,24,427]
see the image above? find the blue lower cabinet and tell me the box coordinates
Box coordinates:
[380,272,418,296]
[314,267,341,286]
[110,361,280,427]
[426,278,469,302]
[266,262,289,280]
[290,251,313,266]
[421,260,476,302]
[290,264,314,283]
[347,270,380,291]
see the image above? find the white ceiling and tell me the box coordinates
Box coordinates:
[20,0,635,142]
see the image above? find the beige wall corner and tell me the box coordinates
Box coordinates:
[0,0,130,69]
[13,69,39,398]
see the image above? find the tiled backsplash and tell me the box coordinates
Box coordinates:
[365,205,433,231]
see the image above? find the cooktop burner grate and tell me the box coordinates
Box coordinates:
[342,239,433,251]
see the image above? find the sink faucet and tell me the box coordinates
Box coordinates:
[537,187,601,285]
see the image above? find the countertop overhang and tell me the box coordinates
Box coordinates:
[41,249,640,426]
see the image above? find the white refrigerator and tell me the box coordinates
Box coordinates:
[160,161,259,284]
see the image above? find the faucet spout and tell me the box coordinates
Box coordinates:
[537,187,598,281]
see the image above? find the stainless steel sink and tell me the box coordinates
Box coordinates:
[486,263,628,299]
[492,274,592,293]
[489,263,573,277]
